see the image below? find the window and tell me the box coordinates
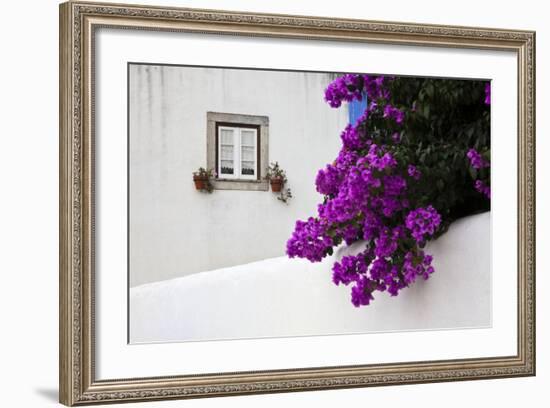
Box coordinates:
[206,112,269,191]
[217,125,259,180]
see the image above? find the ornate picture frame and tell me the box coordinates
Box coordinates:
[59,1,535,405]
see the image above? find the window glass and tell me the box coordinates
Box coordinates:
[219,128,235,175]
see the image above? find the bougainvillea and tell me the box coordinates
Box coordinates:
[467,148,491,199]
[286,74,491,307]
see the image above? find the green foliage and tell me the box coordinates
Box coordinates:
[373,77,490,232]
[265,161,288,183]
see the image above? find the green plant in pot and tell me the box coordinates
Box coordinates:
[266,162,287,192]
[266,162,292,203]
[192,167,215,193]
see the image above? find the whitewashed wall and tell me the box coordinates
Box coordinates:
[129,65,348,286]
[130,213,491,343]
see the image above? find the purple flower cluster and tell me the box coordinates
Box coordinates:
[383,104,405,124]
[484,82,491,105]
[340,123,365,150]
[324,74,390,108]
[467,148,491,199]
[324,74,365,108]
[467,148,490,170]
[351,276,376,306]
[286,74,449,307]
[315,164,343,196]
[405,206,442,243]
[407,165,421,180]
[332,251,370,286]
[403,251,435,284]
[286,217,334,263]
[331,232,437,306]
[475,180,491,199]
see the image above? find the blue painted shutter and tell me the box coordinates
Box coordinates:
[348,94,368,125]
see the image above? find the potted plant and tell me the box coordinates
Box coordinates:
[266,162,287,192]
[192,167,215,193]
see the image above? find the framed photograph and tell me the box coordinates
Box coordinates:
[59,1,536,405]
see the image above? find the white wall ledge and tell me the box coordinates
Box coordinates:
[130,211,491,344]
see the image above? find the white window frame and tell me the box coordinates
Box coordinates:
[217,126,258,181]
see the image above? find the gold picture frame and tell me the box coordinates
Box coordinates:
[59,1,536,405]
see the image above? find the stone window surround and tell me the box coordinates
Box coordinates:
[206,112,269,191]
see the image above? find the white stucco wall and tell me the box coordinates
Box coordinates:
[129,64,348,287]
[130,212,491,343]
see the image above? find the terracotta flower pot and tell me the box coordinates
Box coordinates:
[193,175,209,191]
[270,178,284,192]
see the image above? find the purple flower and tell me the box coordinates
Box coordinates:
[332,251,370,285]
[340,123,368,150]
[467,148,490,170]
[324,74,392,109]
[382,174,407,195]
[350,276,375,307]
[407,165,421,180]
[403,250,435,284]
[484,82,491,105]
[324,74,364,108]
[383,104,405,124]
[474,180,491,199]
[362,210,382,241]
[368,100,378,114]
[405,206,442,243]
[315,164,342,196]
[365,144,397,171]
[374,227,402,258]
[286,217,333,262]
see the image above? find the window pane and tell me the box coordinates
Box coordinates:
[240,129,256,177]
[220,145,233,160]
[219,128,235,177]
[241,161,255,176]
[220,128,234,145]
[220,160,234,175]
[241,129,256,146]
[241,146,255,162]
